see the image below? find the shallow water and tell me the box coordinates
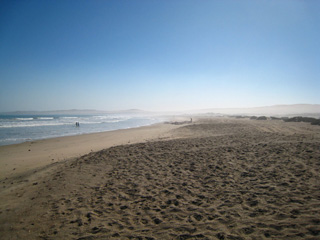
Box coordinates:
[0,114,165,146]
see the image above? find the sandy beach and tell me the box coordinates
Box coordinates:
[1,118,320,239]
[0,123,179,180]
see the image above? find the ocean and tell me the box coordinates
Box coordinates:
[0,114,165,146]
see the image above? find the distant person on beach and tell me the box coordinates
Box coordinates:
[76,122,80,127]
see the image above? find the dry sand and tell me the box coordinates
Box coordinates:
[0,118,320,239]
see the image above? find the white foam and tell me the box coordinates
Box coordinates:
[61,117,78,119]
[36,117,54,120]
[16,118,33,121]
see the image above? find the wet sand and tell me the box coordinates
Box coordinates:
[0,118,320,239]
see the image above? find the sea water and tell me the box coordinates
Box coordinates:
[0,114,165,146]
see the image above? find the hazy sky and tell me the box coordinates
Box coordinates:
[1,0,319,112]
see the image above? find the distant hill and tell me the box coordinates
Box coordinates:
[194,104,320,117]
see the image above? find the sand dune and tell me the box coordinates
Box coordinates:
[0,118,320,239]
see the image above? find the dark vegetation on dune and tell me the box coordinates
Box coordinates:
[240,116,320,126]
[281,116,320,125]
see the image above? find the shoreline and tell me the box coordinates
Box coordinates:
[0,122,182,180]
[0,115,167,147]
[0,120,165,147]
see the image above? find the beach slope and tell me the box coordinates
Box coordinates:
[0,118,320,239]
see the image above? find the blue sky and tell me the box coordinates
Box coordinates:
[0,0,319,112]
